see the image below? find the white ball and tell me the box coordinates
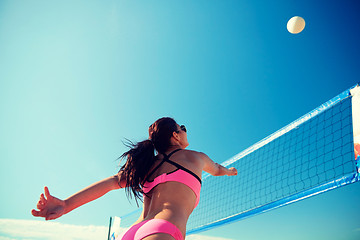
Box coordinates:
[287,16,305,34]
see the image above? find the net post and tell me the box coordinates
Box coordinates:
[107,217,112,240]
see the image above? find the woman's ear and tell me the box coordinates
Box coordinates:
[172,131,180,141]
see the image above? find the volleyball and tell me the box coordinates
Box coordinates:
[287,16,305,34]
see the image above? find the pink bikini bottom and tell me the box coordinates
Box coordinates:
[120,219,183,240]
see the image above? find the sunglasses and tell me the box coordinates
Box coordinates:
[177,125,187,133]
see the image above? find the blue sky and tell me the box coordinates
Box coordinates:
[0,0,359,239]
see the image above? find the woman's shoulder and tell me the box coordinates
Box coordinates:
[181,149,209,160]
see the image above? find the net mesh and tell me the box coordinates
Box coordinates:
[187,95,355,233]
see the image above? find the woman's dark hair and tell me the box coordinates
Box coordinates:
[118,117,179,203]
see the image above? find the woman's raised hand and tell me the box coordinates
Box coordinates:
[227,167,238,176]
[31,186,66,220]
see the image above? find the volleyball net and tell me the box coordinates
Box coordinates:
[110,84,360,237]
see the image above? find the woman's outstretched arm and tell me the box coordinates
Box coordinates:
[32,174,125,220]
[200,152,238,176]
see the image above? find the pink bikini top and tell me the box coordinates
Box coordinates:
[142,149,202,208]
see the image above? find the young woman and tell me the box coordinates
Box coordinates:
[32,117,237,240]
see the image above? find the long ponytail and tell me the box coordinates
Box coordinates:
[118,139,155,203]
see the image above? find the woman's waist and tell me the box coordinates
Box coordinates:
[145,202,191,219]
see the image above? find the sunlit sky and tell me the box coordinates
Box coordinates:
[1,0,360,239]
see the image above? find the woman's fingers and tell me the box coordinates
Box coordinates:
[228,167,238,175]
[31,209,44,217]
[40,193,46,204]
[32,187,64,220]
[31,209,38,216]
[44,186,51,199]
[32,187,56,219]
[36,201,44,209]
[36,192,48,209]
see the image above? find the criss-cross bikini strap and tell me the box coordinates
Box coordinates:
[165,158,202,183]
[144,149,182,182]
